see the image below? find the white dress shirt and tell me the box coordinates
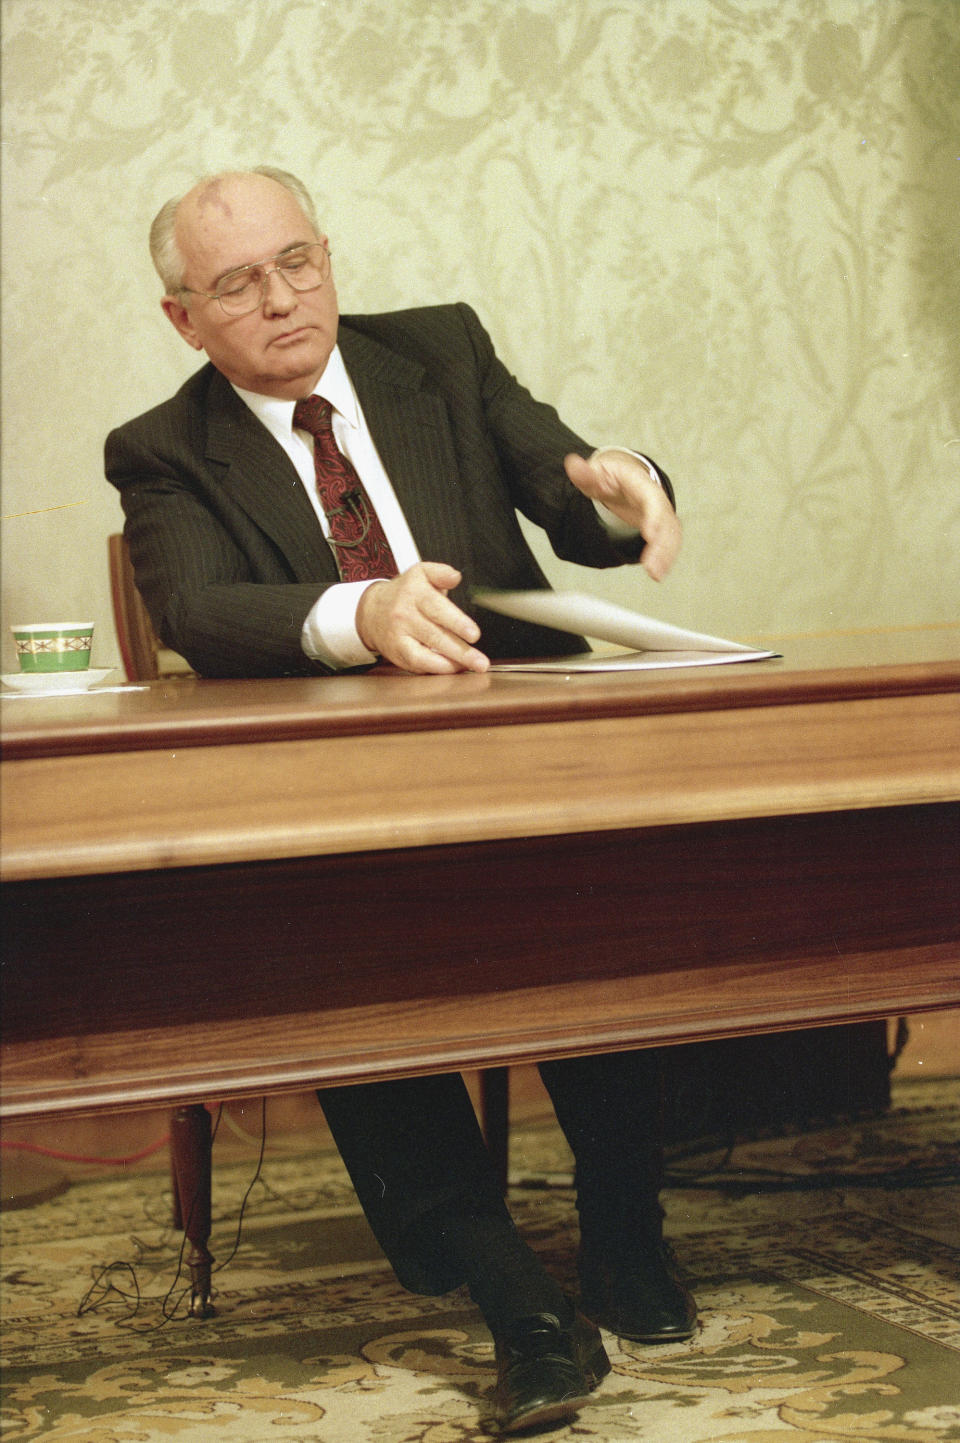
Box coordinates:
[233,348,659,670]
[233,347,417,668]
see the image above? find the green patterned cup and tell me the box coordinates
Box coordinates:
[12,621,94,673]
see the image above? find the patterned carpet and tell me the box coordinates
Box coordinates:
[2,1076,958,1442]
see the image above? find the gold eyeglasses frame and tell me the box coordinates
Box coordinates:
[179,241,331,316]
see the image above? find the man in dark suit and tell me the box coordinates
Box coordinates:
[106,166,695,1435]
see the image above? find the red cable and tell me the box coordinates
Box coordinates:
[0,1134,171,1166]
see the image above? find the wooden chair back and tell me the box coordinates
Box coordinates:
[108,534,193,682]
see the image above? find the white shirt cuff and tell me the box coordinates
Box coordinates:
[301,580,383,669]
[590,447,662,537]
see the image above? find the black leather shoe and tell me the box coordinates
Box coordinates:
[579,1243,698,1343]
[491,1309,610,1434]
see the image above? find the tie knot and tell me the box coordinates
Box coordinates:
[293,395,332,436]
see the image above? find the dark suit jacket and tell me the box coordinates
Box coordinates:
[105,303,672,677]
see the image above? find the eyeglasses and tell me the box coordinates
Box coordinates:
[181,242,331,317]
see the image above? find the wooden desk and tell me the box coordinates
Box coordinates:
[3,627,959,1122]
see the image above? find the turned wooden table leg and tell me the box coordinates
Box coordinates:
[169,1103,215,1317]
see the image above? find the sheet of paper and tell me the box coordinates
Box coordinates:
[491,649,779,673]
[473,588,779,665]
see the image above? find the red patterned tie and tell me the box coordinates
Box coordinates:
[293,395,398,581]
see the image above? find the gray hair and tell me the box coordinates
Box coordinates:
[149,166,321,294]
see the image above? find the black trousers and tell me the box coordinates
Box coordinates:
[318,1048,663,1295]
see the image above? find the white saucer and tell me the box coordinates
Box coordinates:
[1,668,116,695]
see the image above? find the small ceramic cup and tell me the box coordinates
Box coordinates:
[11,621,95,673]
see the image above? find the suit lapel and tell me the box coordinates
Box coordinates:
[338,327,475,574]
[203,370,338,583]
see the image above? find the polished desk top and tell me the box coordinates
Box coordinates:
[3,625,960,759]
[3,626,959,883]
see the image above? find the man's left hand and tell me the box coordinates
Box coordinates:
[564,450,682,581]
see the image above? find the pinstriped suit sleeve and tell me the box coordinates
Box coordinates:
[344,304,673,581]
[456,303,675,548]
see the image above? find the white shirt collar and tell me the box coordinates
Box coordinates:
[231,344,359,437]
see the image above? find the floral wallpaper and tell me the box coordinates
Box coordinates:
[2,0,958,665]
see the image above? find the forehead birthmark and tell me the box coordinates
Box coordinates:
[194,180,235,222]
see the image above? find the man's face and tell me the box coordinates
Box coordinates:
[162,173,339,400]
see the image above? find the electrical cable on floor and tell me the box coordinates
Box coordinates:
[75,1102,274,1332]
[0,1134,171,1166]
[209,1097,268,1277]
[215,1103,332,1210]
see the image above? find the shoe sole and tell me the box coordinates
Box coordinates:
[595,1312,696,1343]
[581,1286,698,1344]
[499,1391,595,1433]
[612,1325,696,1343]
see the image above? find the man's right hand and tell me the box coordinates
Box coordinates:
[356,562,490,674]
